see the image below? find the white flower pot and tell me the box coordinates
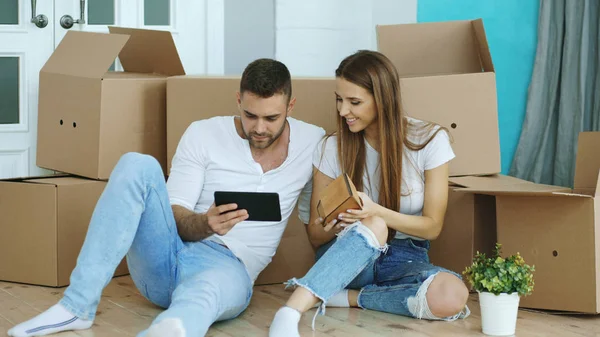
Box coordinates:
[479,292,520,336]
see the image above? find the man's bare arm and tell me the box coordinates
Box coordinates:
[172,205,211,241]
[172,204,249,242]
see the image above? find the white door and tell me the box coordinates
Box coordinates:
[54,0,223,74]
[0,0,54,178]
[0,0,224,179]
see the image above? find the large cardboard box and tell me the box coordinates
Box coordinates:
[166,76,337,285]
[457,132,600,312]
[37,27,185,180]
[429,175,570,286]
[0,176,128,287]
[166,76,337,171]
[377,19,500,177]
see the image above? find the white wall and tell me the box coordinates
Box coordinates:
[224,0,275,75]
[275,0,417,76]
[221,0,417,76]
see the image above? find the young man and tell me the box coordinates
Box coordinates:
[8,59,325,337]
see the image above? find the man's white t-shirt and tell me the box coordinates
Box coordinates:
[167,116,325,282]
[313,117,455,241]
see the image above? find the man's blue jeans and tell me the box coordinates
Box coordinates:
[59,153,253,336]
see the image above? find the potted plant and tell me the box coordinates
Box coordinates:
[463,243,535,336]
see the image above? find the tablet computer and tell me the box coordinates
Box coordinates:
[214,191,282,222]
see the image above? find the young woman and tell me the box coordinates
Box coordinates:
[269,50,470,336]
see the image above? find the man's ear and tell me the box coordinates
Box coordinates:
[287,97,296,116]
[236,91,242,107]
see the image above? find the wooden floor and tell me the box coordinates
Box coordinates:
[1,276,599,337]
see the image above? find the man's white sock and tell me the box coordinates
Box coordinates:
[146,318,186,337]
[7,303,93,337]
[269,306,301,337]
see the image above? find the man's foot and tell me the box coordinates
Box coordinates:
[269,306,301,337]
[7,303,93,337]
[146,318,186,337]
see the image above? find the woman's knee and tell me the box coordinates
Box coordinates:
[359,216,388,246]
[426,272,469,318]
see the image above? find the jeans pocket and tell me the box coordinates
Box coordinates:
[407,238,429,253]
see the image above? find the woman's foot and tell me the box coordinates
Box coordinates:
[7,303,93,337]
[269,306,301,337]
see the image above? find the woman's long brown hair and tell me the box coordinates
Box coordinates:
[333,50,448,242]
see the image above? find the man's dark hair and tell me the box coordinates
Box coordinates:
[240,58,292,101]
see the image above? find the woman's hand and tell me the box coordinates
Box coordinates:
[315,217,345,233]
[337,192,383,224]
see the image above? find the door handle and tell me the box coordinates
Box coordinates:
[31,0,48,28]
[60,0,86,29]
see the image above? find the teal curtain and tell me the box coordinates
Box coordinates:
[510,0,599,187]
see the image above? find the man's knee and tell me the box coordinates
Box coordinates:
[359,216,388,246]
[426,272,469,318]
[112,152,162,180]
[118,152,159,168]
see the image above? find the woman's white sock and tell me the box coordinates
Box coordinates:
[327,290,350,307]
[313,289,351,308]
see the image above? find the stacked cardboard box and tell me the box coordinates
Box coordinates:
[37,26,183,179]
[0,177,111,286]
[0,27,183,287]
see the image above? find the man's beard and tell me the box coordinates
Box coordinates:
[244,120,287,150]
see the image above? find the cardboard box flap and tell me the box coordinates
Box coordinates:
[574,132,600,192]
[472,19,494,72]
[108,26,185,76]
[449,174,530,189]
[457,182,571,197]
[376,19,491,77]
[41,31,129,79]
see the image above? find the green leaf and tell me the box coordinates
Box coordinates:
[467,243,535,296]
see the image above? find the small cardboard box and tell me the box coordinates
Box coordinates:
[37,27,185,180]
[429,175,569,286]
[166,76,337,285]
[317,174,362,225]
[0,176,128,287]
[377,19,500,177]
[456,132,600,312]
